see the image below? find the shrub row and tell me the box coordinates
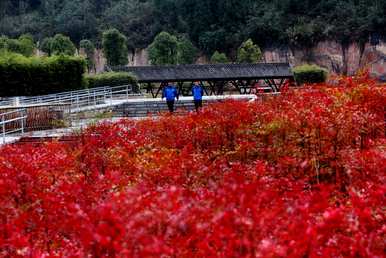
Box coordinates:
[0,52,86,96]
[293,64,328,85]
[0,52,139,97]
[85,72,137,88]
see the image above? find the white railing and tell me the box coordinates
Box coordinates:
[1,109,27,144]
[0,85,141,113]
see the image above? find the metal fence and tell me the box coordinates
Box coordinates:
[1,104,72,132]
[1,109,27,144]
[0,85,141,113]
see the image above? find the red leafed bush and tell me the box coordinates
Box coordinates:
[0,73,385,257]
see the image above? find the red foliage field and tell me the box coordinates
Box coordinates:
[0,73,385,257]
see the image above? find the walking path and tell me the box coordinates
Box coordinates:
[71,94,257,113]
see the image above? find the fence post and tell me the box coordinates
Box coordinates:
[110,89,113,106]
[126,85,129,99]
[1,115,5,144]
[21,110,25,134]
[94,91,97,106]
[87,89,91,107]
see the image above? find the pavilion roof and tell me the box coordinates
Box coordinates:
[113,63,293,83]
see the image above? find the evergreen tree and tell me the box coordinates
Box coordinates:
[177,36,197,64]
[210,51,229,64]
[50,34,76,55]
[40,37,54,56]
[80,39,96,73]
[148,32,179,65]
[102,28,128,66]
[237,39,262,64]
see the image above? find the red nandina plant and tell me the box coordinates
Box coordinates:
[0,73,384,257]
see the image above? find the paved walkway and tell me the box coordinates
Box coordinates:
[72,94,257,113]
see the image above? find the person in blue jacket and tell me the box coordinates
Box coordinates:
[192,81,204,111]
[162,82,179,113]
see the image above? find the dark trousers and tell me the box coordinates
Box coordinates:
[194,99,202,111]
[166,100,175,112]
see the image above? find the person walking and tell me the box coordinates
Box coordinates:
[192,81,204,112]
[162,82,179,113]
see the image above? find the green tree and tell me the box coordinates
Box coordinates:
[80,39,96,73]
[210,51,229,64]
[50,34,76,55]
[148,32,179,65]
[237,39,262,63]
[102,28,128,66]
[17,34,35,56]
[177,36,197,64]
[0,34,35,56]
[40,37,54,56]
[40,34,76,56]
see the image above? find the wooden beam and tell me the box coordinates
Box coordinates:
[177,82,184,96]
[154,82,166,98]
[200,81,209,96]
[230,80,242,94]
[263,79,276,92]
[269,79,279,92]
[147,83,156,98]
[277,78,285,91]
[207,81,216,95]
[217,81,226,95]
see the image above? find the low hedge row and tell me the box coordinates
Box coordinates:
[0,52,86,96]
[85,72,137,88]
[0,53,139,97]
[293,64,328,85]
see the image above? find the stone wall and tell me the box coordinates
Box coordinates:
[93,48,149,73]
[263,40,386,80]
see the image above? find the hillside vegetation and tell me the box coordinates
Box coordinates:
[1,0,385,55]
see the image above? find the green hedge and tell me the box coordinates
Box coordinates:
[293,64,328,85]
[85,72,137,88]
[0,52,85,96]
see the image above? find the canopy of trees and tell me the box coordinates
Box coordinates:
[0,0,385,55]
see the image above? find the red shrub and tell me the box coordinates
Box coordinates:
[0,74,384,257]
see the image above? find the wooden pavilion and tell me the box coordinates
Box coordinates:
[112,63,294,98]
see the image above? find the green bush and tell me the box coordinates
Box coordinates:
[293,64,328,85]
[210,51,229,64]
[85,72,137,88]
[0,52,86,96]
[0,34,35,57]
